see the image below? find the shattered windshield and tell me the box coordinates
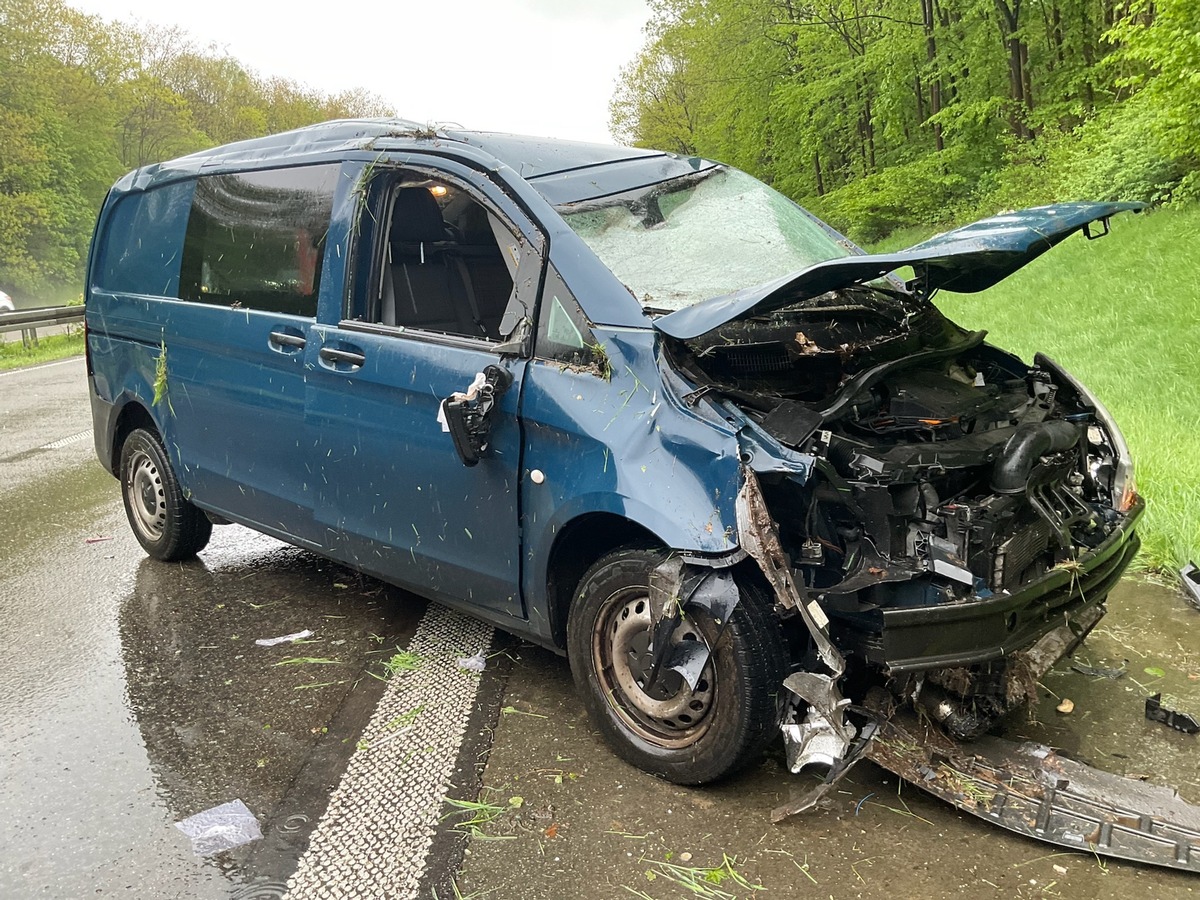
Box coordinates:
[560,168,852,311]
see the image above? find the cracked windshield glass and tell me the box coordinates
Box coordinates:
[561,168,851,311]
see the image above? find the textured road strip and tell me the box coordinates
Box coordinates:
[40,429,92,450]
[284,604,494,900]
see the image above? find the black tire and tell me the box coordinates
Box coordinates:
[119,427,212,561]
[567,547,787,785]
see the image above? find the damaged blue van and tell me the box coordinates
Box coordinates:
[86,119,1143,787]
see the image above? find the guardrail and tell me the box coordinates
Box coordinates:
[0,306,85,346]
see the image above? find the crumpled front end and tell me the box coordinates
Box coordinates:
[666,293,1143,744]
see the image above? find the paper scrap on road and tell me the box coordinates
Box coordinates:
[175,798,262,856]
[256,630,314,647]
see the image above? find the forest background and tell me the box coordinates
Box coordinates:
[610,0,1198,242]
[0,0,392,304]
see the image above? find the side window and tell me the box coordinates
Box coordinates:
[179,164,339,317]
[94,180,195,297]
[535,264,599,367]
[366,177,526,342]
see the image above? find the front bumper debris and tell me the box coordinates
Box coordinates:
[867,704,1200,873]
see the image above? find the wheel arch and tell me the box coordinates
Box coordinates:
[543,512,662,653]
[111,398,159,473]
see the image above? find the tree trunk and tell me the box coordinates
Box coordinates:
[922,0,944,151]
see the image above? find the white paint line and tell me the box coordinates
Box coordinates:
[40,430,92,451]
[0,356,84,378]
[284,604,494,900]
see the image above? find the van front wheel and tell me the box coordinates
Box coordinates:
[119,427,212,561]
[567,548,787,785]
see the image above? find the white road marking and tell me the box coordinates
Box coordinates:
[40,430,92,450]
[0,357,83,378]
[284,604,494,900]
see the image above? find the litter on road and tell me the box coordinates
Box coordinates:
[457,651,487,673]
[255,630,314,647]
[174,798,262,856]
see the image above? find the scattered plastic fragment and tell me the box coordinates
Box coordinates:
[174,799,262,856]
[457,651,487,673]
[1070,661,1127,679]
[1144,666,1167,679]
[255,630,313,647]
[85,536,113,544]
[1056,698,1075,714]
[1053,864,1068,875]
[1182,562,1200,611]
[1145,693,1200,734]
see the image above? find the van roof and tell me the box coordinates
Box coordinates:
[132,118,671,183]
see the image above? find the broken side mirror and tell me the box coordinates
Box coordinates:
[442,365,514,467]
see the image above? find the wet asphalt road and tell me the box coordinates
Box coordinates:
[3,357,1200,899]
[0,359,427,897]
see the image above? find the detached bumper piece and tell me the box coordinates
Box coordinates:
[867,706,1200,873]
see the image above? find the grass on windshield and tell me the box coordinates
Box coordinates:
[931,203,1200,574]
[0,330,85,371]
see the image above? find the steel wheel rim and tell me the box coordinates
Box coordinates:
[127,449,167,541]
[592,587,716,748]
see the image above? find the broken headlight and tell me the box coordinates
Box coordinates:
[1035,353,1135,512]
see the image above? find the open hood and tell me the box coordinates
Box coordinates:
[654,202,1144,341]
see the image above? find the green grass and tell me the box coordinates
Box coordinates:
[932,203,1200,573]
[0,330,85,370]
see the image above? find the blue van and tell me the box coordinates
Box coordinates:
[86,119,1143,786]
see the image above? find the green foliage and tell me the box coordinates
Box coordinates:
[0,0,393,300]
[936,205,1200,574]
[613,0,1198,242]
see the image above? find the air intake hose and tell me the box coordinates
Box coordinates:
[990,420,1081,494]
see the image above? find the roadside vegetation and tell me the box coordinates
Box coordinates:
[0,330,85,371]
[613,0,1198,242]
[0,0,392,304]
[933,204,1200,574]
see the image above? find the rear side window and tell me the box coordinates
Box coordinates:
[95,180,196,297]
[179,165,339,317]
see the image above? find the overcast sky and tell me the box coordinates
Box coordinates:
[69,0,652,143]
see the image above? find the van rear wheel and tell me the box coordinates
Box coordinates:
[119,427,212,561]
[567,548,787,785]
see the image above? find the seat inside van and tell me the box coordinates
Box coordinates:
[379,186,513,341]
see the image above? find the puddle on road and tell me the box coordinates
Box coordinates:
[120,530,430,895]
[1019,577,1200,804]
[1,523,427,900]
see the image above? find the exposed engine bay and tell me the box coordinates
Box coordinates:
[666,287,1138,738]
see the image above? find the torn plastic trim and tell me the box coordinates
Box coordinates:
[735,466,842,674]
[867,701,1200,873]
[644,555,745,692]
[736,466,881,815]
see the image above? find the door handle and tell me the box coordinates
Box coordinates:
[319,346,366,368]
[269,330,306,351]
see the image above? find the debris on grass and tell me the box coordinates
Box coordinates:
[256,629,314,647]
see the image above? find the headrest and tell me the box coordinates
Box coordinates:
[390,188,445,244]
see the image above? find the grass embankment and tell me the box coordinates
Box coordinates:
[927,203,1200,574]
[0,330,85,371]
